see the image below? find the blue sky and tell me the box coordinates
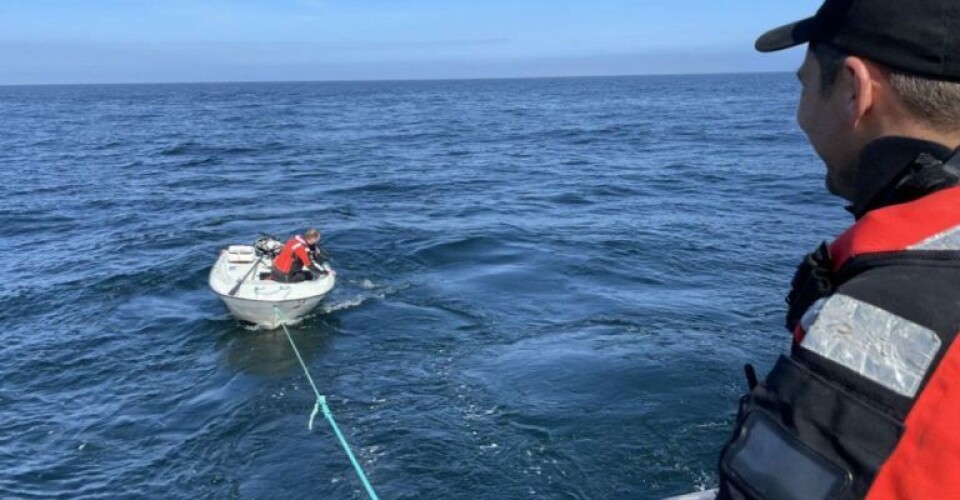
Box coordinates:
[0,0,822,85]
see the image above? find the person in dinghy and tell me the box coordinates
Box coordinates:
[271,228,330,283]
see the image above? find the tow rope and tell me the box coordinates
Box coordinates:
[274,306,379,500]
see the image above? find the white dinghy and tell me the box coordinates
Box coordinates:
[209,236,336,329]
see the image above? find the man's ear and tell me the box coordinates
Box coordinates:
[843,56,876,128]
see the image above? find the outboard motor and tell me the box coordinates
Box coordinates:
[254,234,283,258]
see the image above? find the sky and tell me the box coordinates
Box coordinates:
[0,0,823,85]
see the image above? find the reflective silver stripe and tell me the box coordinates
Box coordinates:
[909,224,960,250]
[800,294,941,397]
[293,236,306,251]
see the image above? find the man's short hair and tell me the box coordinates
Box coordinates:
[304,228,321,240]
[810,43,847,92]
[888,73,960,132]
[811,42,960,132]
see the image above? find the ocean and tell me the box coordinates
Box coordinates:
[1,74,850,498]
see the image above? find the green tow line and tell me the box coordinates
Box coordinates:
[275,307,380,500]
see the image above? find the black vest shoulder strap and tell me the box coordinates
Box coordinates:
[785,242,833,332]
[785,247,960,333]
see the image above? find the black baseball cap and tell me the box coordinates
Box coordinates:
[755,0,960,80]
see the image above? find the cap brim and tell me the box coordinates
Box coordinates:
[755,17,818,52]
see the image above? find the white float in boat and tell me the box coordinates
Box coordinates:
[209,237,336,329]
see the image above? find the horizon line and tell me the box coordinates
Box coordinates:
[0,69,793,88]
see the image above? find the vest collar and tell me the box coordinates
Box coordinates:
[849,136,955,218]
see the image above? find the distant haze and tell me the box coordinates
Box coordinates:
[0,0,820,85]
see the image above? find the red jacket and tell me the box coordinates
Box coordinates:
[273,235,312,274]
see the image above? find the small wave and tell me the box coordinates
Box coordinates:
[355,279,377,290]
[545,193,592,205]
[93,140,126,151]
[320,295,369,313]
[159,141,201,156]
[179,156,219,168]
[369,130,459,142]
[321,182,403,196]
[159,141,264,157]
[409,235,509,266]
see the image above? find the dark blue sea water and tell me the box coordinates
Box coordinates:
[1,75,850,499]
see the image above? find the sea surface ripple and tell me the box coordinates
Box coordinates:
[1,75,848,499]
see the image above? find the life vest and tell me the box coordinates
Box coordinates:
[273,235,312,275]
[718,182,960,499]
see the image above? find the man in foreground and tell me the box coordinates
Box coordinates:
[271,228,329,283]
[716,0,960,498]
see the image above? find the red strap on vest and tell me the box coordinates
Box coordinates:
[829,186,960,270]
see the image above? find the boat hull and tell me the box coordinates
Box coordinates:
[214,292,328,329]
